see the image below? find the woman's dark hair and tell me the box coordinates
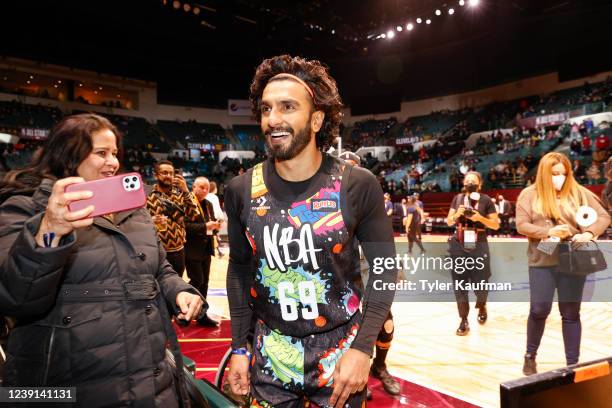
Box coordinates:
[249,54,344,148]
[0,113,122,198]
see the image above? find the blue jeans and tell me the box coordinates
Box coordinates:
[526,266,586,365]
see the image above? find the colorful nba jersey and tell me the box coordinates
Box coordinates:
[244,158,362,337]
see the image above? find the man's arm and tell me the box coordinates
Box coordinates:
[225,175,254,349]
[348,167,398,356]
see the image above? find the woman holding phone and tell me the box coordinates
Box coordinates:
[0,114,203,407]
[515,152,609,375]
[446,171,500,336]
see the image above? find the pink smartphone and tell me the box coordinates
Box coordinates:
[66,172,147,218]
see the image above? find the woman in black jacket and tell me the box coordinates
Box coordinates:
[0,114,203,407]
[446,171,500,336]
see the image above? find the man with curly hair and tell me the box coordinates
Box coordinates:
[224,55,397,407]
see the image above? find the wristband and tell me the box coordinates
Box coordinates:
[231,348,251,358]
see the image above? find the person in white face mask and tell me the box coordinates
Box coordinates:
[515,152,610,376]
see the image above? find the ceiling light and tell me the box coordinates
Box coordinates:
[449,8,455,14]
[406,23,414,31]
[426,19,431,24]
[435,9,441,16]
[416,18,422,24]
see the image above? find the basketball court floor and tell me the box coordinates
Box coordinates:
[176,235,612,408]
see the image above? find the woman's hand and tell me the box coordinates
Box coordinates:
[571,231,594,243]
[466,210,483,222]
[36,177,95,247]
[455,205,467,218]
[175,291,204,322]
[548,224,572,239]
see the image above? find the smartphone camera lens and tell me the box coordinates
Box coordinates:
[132,177,137,182]
[130,184,135,189]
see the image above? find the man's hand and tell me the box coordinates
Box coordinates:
[175,291,203,321]
[329,348,370,408]
[173,174,189,193]
[206,220,220,232]
[227,354,250,396]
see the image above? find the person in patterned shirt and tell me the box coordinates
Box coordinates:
[147,160,198,278]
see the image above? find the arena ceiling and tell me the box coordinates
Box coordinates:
[1,0,611,113]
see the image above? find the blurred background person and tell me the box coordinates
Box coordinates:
[147,160,199,276]
[405,196,425,255]
[185,176,220,326]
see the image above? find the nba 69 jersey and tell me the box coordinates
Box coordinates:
[244,157,362,338]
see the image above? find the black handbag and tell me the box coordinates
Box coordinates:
[558,241,608,276]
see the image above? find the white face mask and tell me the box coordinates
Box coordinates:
[552,174,566,191]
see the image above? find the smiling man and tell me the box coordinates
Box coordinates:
[224,55,397,408]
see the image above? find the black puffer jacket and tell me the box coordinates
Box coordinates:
[0,179,198,407]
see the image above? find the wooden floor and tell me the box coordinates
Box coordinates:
[199,236,612,408]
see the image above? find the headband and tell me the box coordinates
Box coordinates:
[269,73,317,104]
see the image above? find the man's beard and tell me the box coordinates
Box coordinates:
[265,121,313,162]
[157,178,173,189]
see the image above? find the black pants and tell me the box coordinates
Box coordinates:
[166,249,186,276]
[449,239,490,319]
[185,256,212,299]
[499,215,510,235]
[407,227,424,253]
[526,266,586,365]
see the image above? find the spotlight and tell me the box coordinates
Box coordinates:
[435,9,441,16]
[172,0,180,9]
[459,0,465,5]
[29,75,33,79]
[54,84,58,88]
[381,33,386,39]
[469,0,479,6]
[449,8,455,14]
[331,29,335,34]
[26,80,31,84]
[426,19,431,24]
[183,3,191,12]
[396,26,402,32]
[406,23,414,31]
[386,30,395,39]
[78,83,83,87]
[416,18,422,24]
